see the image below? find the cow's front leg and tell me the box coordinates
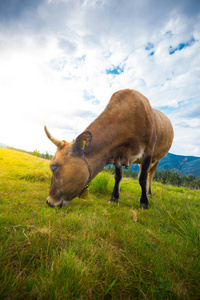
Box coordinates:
[109,166,123,203]
[139,156,151,209]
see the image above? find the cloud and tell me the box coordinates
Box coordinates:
[183,104,200,118]
[0,0,42,21]
[58,38,77,54]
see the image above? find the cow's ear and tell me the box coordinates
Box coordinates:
[73,131,92,155]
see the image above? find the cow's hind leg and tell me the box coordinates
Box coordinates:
[147,161,159,196]
[139,156,152,209]
[109,166,123,204]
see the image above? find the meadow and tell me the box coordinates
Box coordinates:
[0,147,200,299]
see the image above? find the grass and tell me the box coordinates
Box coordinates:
[0,147,200,299]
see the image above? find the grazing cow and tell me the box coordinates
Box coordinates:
[45,89,174,209]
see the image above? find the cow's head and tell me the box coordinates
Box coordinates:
[44,126,92,208]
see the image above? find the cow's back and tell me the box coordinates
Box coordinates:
[86,89,156,157]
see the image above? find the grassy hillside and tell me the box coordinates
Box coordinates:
[0,147,200,299]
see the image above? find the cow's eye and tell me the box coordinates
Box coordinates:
[51,164,59,173]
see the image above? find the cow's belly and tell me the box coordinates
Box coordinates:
[111,151,144,169]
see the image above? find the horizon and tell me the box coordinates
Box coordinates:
[0,0,200,156]
[1,143,200,160]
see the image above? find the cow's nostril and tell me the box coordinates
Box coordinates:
[46,198,55,208]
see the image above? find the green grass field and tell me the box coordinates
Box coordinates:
[0,147,200,299]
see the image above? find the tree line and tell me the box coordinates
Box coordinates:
[106,165,200,189]
[31,149,53,160]
[8,147,53,160]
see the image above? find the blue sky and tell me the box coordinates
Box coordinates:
[0,0,200,156]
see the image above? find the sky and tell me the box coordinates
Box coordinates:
[0,0,200,157]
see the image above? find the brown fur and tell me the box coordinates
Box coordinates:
[45,89,174,208]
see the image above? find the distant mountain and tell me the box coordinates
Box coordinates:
[130,153,200,177]
[157,153,200,177]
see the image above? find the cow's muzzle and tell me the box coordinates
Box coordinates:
[46,199,55,208]
[46,196,70,208]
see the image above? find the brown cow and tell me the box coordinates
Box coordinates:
[45,89,174,209]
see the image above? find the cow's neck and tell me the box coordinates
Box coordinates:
[86,151,109,180]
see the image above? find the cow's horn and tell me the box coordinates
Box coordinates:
[44,126,64,148]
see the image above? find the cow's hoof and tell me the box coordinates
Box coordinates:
[139,203,149,210]
[108,196,119,204]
